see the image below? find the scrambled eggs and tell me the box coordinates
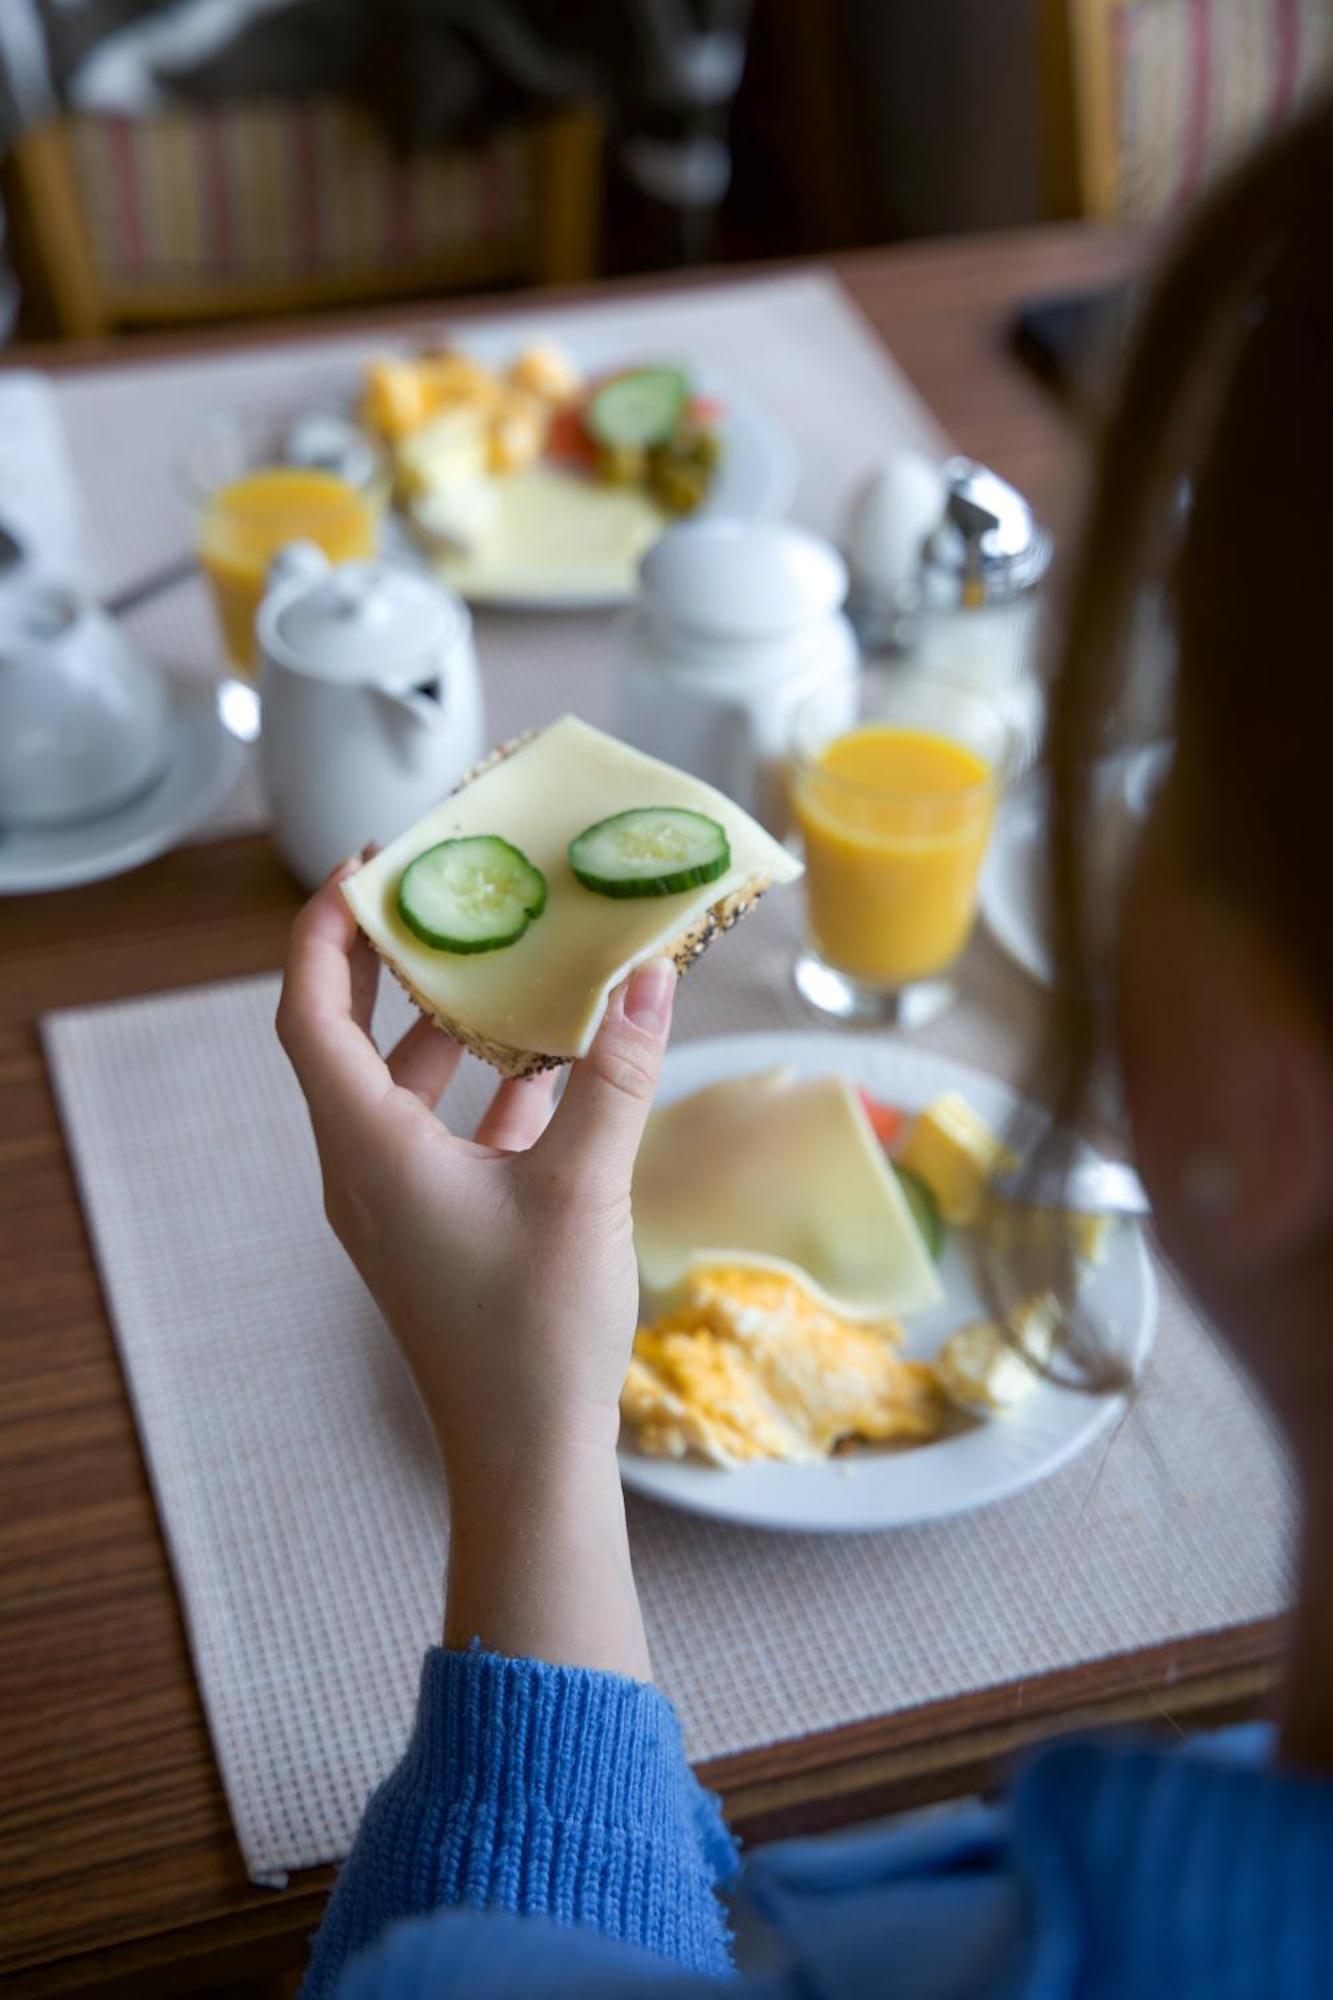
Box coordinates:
[622,1265,945,1467]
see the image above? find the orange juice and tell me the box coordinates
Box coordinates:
[197,467,377,675]
[794,724,997,985]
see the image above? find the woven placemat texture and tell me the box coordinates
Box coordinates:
[43,898,1293,1886]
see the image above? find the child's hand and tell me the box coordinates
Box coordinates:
[278,860,675,1677]
[277,860,676,1480]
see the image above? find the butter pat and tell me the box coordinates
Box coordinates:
[935,1293,1061,1413]
[634,1070,944,1320]
[899,1092,1017,1225]
[342,716,801,1068]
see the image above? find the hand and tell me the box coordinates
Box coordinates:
[276,858,676,1676]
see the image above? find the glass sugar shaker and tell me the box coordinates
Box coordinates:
[911,458,1053,773]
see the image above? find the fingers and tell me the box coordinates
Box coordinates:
[276,857,388,1126]
[474,1068,558,1153]
[540,958,675,1181]
[386,1015,463,1110]
[346,842,381,1032]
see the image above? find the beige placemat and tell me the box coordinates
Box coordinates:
[51,270,946,843]
[43,894,1294,1888]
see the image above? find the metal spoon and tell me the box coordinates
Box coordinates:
[0,515,196,618]
[989,1157,1150,1218]
[102,554,198,619]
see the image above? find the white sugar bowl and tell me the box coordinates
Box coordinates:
[0,581,171,828]
[615,517,858,835]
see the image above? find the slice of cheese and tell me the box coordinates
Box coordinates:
[435,463,665,602]
[633,1070,944,1320]
[343,716,801,1063]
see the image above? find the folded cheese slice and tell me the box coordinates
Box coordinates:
[634,1070,945,1320]
[342,715,802,1073]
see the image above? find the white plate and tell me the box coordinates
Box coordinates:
[619,1031,1156,1533]
[980,779,1053,988]
[0,685,244,895]
[981,747,1173,990]
[379,339,797,611]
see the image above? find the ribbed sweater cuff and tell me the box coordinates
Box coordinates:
[301,1646,737,1997]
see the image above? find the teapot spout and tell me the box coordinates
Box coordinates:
[371,683,448,767]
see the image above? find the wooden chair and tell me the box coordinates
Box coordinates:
[1039,0,1333,220]
[3,100,602,338]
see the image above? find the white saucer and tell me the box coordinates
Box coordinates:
[0,685,244,895]
[980,779,1053,987]
[981,745,1172,989]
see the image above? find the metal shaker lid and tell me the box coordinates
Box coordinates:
[921,457,1052,608]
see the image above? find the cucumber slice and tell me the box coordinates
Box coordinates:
[587,368,688,450]
[397,836,547,953]
[569,807,731,899]
[893,1163,946,1261]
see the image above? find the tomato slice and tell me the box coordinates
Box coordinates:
[858,1088,905,1150]
[546,403,597,469]
[687,394,723,426]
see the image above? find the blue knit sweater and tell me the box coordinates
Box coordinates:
[301,1647,1333,1999]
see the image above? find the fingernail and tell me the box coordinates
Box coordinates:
[625,957,676,1033]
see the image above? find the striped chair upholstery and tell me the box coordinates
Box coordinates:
[4,95,598,334]
[65,99,532,300]
[1111,0,1333,218]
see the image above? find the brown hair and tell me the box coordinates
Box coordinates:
[993,95,1333,1386]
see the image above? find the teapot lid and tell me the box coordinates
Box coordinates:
[639,518,847,641]
[267,558,468,686]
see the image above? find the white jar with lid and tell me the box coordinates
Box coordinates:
[615,517,858,836]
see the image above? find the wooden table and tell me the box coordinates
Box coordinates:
[0,227,1280,1999]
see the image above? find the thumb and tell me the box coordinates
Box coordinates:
[543,957,676,1180]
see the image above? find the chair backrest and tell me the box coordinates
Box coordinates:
[5,99,601,337]
[1044,0,1333,220]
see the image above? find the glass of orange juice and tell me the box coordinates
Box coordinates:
[790,669,1012,1027]
[184,417,387,681]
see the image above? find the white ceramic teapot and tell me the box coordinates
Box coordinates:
[0,581,171,827]
[615,517,858,837]
[257,546,484,888]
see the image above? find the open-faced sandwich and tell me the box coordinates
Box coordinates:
[340,715,803,1078]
